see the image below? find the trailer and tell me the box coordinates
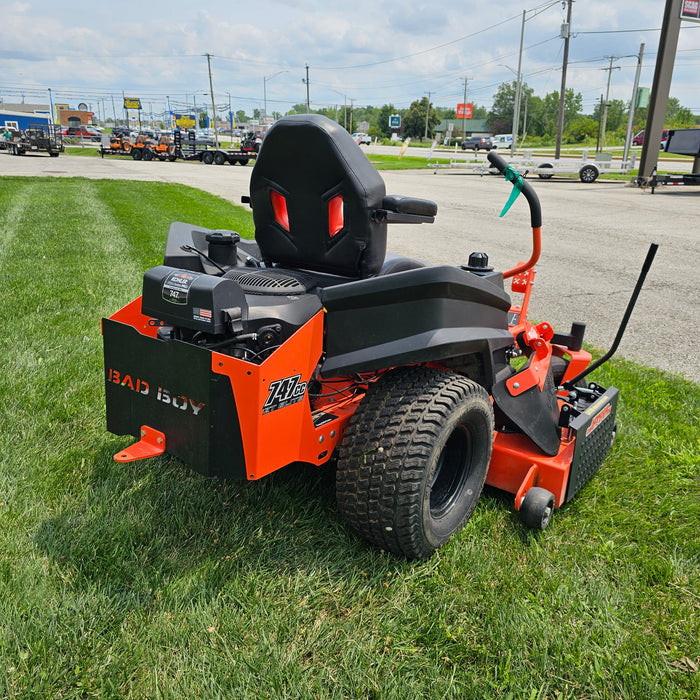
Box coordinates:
[175,130,258,166]
[6,122,64,157]
[432,148,636,183]
[99,131,259,166]
[636,128,700,193]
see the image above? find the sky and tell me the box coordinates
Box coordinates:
[2,0,699,123]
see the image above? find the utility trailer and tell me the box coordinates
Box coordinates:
[174,130,259,166]
[639,128,700,194]
[7,122,64,157]
[432,148,635,183]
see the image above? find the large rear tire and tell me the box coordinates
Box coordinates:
[336,367,493,559]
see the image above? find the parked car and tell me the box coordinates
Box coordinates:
[351,132,372,145]
[111,126,131,138]
[66,125,102,142]
[632,129,669,148]
[0,126,20,148]
[461,136,492,151]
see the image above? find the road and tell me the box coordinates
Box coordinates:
[1,150,697,383]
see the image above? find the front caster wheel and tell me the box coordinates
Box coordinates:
[520,487,555,530]
[336,367,494,559]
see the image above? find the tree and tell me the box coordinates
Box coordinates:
[592,98,626,133]
[377,104,398,138]
[402,97,439,140]
[670,106,696,128]
[565,117,598,143]
[487,81,534,135]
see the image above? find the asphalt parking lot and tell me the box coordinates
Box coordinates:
[1,150,697,383]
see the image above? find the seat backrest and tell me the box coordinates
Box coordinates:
[249,114,387,278]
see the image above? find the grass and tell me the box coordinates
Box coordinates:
[0,177,698,698]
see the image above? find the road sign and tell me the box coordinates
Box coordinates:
[457,103,473,119]
[681,0,700,21]
[389,114,401,129]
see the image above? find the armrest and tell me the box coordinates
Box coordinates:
[373,195,438,224]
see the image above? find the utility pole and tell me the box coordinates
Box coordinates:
[205,53,219,148]
[424,92,432,141]
[554,0,572,159]
[512,9,526,157]
[304,65,310,114]
[639,0,683,179]
[600,56,621,150]
[623,43,645,165]
[461,77,468,139]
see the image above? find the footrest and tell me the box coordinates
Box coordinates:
[114,425,166,463]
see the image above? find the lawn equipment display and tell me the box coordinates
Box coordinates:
[102,114,655,559]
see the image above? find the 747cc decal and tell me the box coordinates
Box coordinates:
[263,374,308,414]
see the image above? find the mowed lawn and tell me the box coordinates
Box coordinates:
[0,177,698,699]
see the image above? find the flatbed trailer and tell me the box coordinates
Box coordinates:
[99,132,258,165]
[646,171,700,193]
[7,122,63,157]
[634,128,700,193]
[431,148,635,183]
[175,131,258,166]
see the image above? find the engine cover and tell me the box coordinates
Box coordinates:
[142,265,248,335]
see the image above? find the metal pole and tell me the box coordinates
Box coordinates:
[600,56,620,150]
[512,9,525,157]
[263,77,267,124]
[639,0,682,179]
[424,92,431,141]
[623,43,645,166]
[206,53,219,148]
[555,0,573,159]
[595,94,603,152]
[461,77,467,139]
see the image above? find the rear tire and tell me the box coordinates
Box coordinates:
[142,149,153,161]
[214,151,226,165]
[336,367,493,559]
[131,148,142,160]
[202,151,214,164]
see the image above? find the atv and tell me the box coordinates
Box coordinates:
[102,114,655,559]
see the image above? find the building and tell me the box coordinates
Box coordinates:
[0,103,51,131]
[58,108,96,128]
[435,118,490,142]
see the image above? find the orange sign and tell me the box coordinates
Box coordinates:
[457,103,473,119]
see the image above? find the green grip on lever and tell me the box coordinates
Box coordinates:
[499,165,524,218]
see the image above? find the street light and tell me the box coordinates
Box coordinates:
[264,70,288,126]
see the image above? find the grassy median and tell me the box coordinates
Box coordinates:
[0,177,698,698]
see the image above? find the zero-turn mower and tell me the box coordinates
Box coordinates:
[102,114,655,559]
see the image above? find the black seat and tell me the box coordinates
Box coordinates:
[249,114,388,279]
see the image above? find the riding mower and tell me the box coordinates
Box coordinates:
[102,114,655,559]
